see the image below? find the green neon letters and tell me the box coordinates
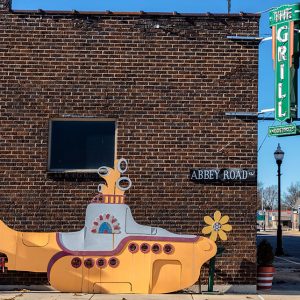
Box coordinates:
[269,4,300,122]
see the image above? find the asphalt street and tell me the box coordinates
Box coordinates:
[257,231,300,259]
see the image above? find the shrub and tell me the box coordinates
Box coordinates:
[257,239,274,266]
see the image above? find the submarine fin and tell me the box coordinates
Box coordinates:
[0,220,18,269]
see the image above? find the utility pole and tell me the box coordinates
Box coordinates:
[227,0,231,14]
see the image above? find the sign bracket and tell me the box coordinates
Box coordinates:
[224,112,300,121]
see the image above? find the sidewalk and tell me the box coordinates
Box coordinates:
[258,230,300,236]
[268,255,300,295]
[0,292,300,300]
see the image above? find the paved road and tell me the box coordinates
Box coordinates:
[257,231,300,259]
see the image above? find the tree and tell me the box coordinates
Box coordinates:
[262,185,278,210]
[284,182,300,209]
[257,181,264,210]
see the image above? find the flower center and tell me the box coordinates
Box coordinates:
[213,222,221,231]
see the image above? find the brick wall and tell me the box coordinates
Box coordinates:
[0,7,260,286]
[0,0,10,12]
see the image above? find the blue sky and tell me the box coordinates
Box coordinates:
[12,0,300,193]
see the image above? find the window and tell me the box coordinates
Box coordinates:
[48,120,116,172]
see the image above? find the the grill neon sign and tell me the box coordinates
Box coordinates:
[269,4,300,122]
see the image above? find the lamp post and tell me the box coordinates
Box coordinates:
[274,143,284,256]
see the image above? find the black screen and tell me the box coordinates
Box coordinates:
[49,120,115,171]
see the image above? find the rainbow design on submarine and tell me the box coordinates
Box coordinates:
[0,159,217,293]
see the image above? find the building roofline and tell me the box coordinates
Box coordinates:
[10,9,260,18]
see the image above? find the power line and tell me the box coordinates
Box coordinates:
[257,113,275,153]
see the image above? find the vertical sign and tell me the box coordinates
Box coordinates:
[269,4,300,122]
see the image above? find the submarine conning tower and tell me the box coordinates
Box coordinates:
[91,158,131,205]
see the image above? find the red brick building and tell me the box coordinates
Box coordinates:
[0,0,260,291]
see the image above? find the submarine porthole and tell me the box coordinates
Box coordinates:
[128,242,139,253]
[116,177,132,191]
[96,258,107,268]
[140,243,150,253]
[97,166,109,177]
[71,257,82,268]
[163,244,174,255]
[117,158,128,174]
[84,258,94,269]
[109,257,119,268]
[151,243,162,254]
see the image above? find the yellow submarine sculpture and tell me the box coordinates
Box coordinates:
[0,159,217,293]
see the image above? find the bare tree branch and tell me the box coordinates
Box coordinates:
[262,185,278,210]
[257,181,264,210]
[284,182,300,208]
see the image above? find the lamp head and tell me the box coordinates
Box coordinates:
[274,143,284,164]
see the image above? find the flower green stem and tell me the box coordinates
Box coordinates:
[208,256,216,292]
[207,245,225,292]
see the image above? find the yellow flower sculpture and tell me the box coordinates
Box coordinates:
[202,211,232,241]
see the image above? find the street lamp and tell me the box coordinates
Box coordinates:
[274,143,284,256]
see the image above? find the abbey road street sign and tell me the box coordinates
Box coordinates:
[268,123,300,136]
[269,4,300,122]
[190,168,256,183]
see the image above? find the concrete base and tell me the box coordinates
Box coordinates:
[187,284,257,294]
[0,285,56,292]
